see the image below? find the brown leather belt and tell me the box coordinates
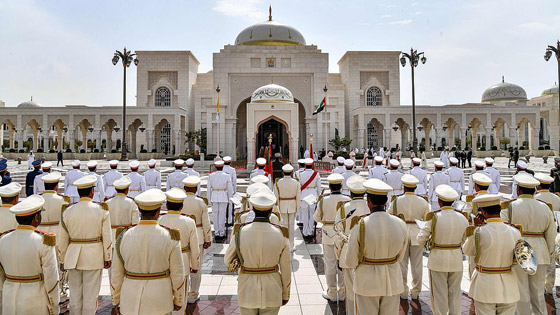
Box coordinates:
[475,265,512,274]
[181,247,190,253]
[69,237,102,244]
[522,231,545,237]
[240,266,279,274]
[405,220,416,224]
[322,221,335,225]
[361,255,398,265]
[279,197,296,200]
[111,224,131,229]
[196,224,203,228]
[432,243,462,249]
[125,270,170,280]
[40,222,59,226]
[5,273,44,283]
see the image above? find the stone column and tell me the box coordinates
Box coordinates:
[509,128,516,149]
[358,128,365,148]
[57,129,64,152]
[471,128,477,153]
[385,129,392,149]
[529,125,539,152]
[33,130,39,152]
[9,130,14,149]
[434,127,441,149]
[68,129,75,152]
[485,128,492,150]
[17,129,24,151]
[96,130,102,151]
[174,130,181,156]
[517,127,523,148]
[146,129,154,152]
[105,130,112,151]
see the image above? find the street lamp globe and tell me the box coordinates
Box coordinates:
[421,56,427,64]
[400,56,407,67]
[112,55,119,65]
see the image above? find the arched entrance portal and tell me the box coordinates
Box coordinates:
[256,118,289,158]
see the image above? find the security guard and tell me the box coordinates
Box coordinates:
[299,158,321,239]
[250,158,273,190]
[64,160,84,203]
[511,160,530,199]
[464,194,521,315]
[167,159,188,190]
[144,159,161,190]
[25,159,43,196]
[103,160,122,199]
[408,157,428,196]
[127,160,146,198]
[106,176,139,241]
[333,156,346,174]
[223,156,238,226]
[484,157,501,194]
[182,176,211,304]
[345,178,407,314]
[468,160,489,195]
[428,161,450,210]
[34,161,53,195]
[417,185,468,315]
[446,157,464,196]
[207,160,234,240]
[501,173,556,314]
[341,159,355,196]
[274,164,301,249]
[111,189,185,314]
[0,182,22,233]
[314,173,350,302]
[0,195,60,314]
[550,157,560,193]
[58,175,112,315]
[86,160,105,203]
[368,156,388,180]
[160,188,200,315]
[388,174,429,300]
[224,192,292,315]
[383,159,403,200]
[185,158,201,195]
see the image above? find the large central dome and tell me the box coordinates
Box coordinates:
[235,7,306,46]
[481,77,527,103]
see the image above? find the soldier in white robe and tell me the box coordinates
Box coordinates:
[64,160,84,203]
[408,158,428,196]
[103,160,122,199]
[428,161,450,210]
[144,159,161,190]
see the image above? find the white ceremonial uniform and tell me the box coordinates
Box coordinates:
[39,191,69,242]
[143,168,161,190]
[250,168,273,190]
[501,195,556,315]
[224,220,291,315]
[383,170,404,199]
[103,169,122,199]
[417,206,468,315]
[207,170,234,237]
[463,218,521,315]
[127,172,146,198]
[388,192,430,299]
[167,170,188,190]
[409,166,428,196]
[111,221,186,315]
[87,172,105,203]
[294,167,305,181]
[485,166,501,194]
[237,210,281,225]
[440,151,449,168]
[0,226,60,315]
[535,189,560,293]
[332,165,345,174]
[223,164,238,225]
[298,168,322,237]
[428,171,450,210]
[58,197,112,315]
[511,170,529,199]
[64,169,84,203]
[33,172,47,195]
[468,170,490,195]
[27,153,34,169]
[106,193,139,241]
[314,192,350,299]
[0,204,18,233]
[185,168,201,195]
[368,165,388,180]
[274,176,301,248]
[446,166,465,196]
[341,170,355,195]
[345,211,408,315]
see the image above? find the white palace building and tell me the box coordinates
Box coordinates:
[1,9,559,164]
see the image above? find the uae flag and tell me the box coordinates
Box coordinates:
[312,97,326,115]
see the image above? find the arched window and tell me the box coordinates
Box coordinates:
[366,87,382,106]
[155,87,171,107]
[367,122,379,147]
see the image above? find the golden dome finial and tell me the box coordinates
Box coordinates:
[269,5,272,21]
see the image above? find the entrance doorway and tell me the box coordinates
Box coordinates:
[256,119,289,158]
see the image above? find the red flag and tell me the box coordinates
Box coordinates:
[267,142,273,175]
[309,142,315,170]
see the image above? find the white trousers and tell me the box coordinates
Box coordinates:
[323,244,344,298]
[429,270,462,315]
[280,213,295,248]
[343,268,355,315]
[474,301,517,315]
[212,202,228,237]
[514,264,547,315]
[354,294,399,315]
[545,248,556,292]
[188,244,204,301]
[68,269,102,315]
[299,203,316,237]
[227,202,234,225]
[239,306,280,315]
[400,242,423,298]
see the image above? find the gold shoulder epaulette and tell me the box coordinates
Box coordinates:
[422,195,429,203]
[514,224,523,232]
[391,194,397,202]
[350,216,362,229]
[556,192,560,198]
[159,224,181,241]
[500,199,512,210]
[395,213,405,221]
[61,204,69,213]
[100,202,109,211]
[63,195,71,204]
[336,200,346,211]
[202,197,209,205]
[466,194,475,203]
[234,211,249,222]
[270,223,289,238]
[460,211,469,221]
[425,211,435,221]
[187,214,196,221]
[234,222,249,235]
[35,229,56,246]
[465,225,475,237]
[272,211,281,221]
[537,199,554,211]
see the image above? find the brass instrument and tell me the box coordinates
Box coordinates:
[515,239,538,275]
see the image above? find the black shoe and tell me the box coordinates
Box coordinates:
[297,223,303,227]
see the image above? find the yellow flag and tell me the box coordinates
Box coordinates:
[216,96,220,121]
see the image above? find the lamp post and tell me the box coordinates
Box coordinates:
[112,47,138,161]
[400,48,427,153]
[544,40,560,149]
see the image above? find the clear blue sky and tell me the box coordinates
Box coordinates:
[1,0,559,107]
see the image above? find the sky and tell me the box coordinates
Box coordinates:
[1,0,559,108]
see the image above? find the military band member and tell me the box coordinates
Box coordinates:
[511,160,530,199]
[417,185,468,315]
[384,159,403,200]
[368,156,388,180]
[144,159,161,190]
[182,176,212,304]
[58,175,112,315]
[86,160,106,202]
[127,160,146,198]
[341,159,355,196]
[251,158,273,190]
[388,174,430,300]
[103,160,122,199]
[224,192,292,315]
[464,194,521,315]
[314,173,350,301]
[484,157,501,194]
[534,173,560,294]
[468,160,489,195]
[464,173,492,219]
[111,189,185,314]
[208,160,234,241]
[408,157,428,196]
[25,159,42,196]
[167,159,188,190]
[299,158,321,239]
[345,178,407,314]
[39,171,69,241]
[501,173,556,314]
[160,188,200,315]
[447,157,465,196]
[33,161,52,195]
[428,161,450,210]
[64,160,84,203]
[333,156,345,174]
[273,164,301,249]
[185,158,201,195]
[223,156,238,226]
[0,195,60,315]
[0,182,22,233]
[237,186,282,225]
[106,176,139,241]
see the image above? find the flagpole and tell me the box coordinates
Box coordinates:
[323,85,328,153]
[216,85,221,159]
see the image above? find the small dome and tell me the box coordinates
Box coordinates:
[251,84,294,103]
[235,7,306,46]
[542,84,559,96]
[481,77,527,103]
[17,100,42,108]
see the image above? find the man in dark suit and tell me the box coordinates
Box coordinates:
[57,150,64,166]
[25,160,42,196]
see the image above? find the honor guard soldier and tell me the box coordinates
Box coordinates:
[64,160,84,203]
[39,171,69,239]
[534,173,560,294]
[86,160,105,202]
[341,159,355,196]
[428,161,450,210]
[447,157,465,196]
[501,173,556,314]
[0,162,11,187]
[223,156,238,226]
[408,157,428,196]
[299,158,321,239]
[274,164,301,249]
[58,175,112,315]
[0,182,22,233]
[345,178,408,314]
[127,160,146,198]
[484,158,501,194]
[468,160,489,195]
[464,194,522,315]
[251,158,273,190]
[144,159,161,190]
[335,175,370,315]
[25,159,42,196]
[34,161,52,195]
[207,160,234,241]
[167,159,188,190]
[383,159,403,200]
[294,159,305,181]
[103,160,122,199]
[388,174,430,301]
[106,176,139,241]
[182,176,212,304]
[0,195,60,314]
[111,189,185,314]
[417,185,469,315]
[314,173,350,302]
[511,160,530,199]
[185,158,201,195]
[160,188,200,314]
[550,157,560,193]
[224,192,292,315]
[368,156,388,180]
[333,156,345,174]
